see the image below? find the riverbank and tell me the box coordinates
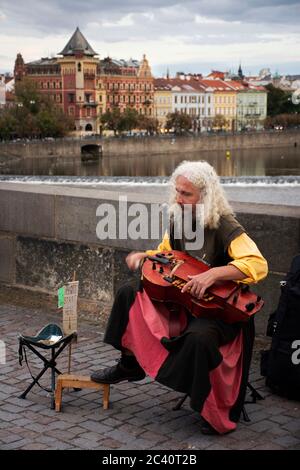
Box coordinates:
[0,129,299,160]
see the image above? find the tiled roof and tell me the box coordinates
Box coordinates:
[200,79,235,91]
[154,78,206,92]
[207,71,225,79]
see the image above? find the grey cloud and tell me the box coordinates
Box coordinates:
[1,0,300,74]
[1,0,300,37]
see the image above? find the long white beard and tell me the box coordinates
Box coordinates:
[168,202,205,251]
[169,201,208,228]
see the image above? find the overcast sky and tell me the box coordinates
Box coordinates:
[1,0,300,76]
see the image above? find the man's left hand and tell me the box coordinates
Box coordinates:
[181,269,218,298]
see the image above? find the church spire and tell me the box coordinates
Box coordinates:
[238,63,244,79]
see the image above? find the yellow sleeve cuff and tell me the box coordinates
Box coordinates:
[146,231,172,256]
[228,233,268,284]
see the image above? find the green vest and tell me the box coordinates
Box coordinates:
[169,213,245,267]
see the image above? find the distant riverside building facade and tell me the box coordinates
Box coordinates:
[100,55,153,117]
[154,78,214,131]
[154,75,267,132]
[13,27,154,134]
[234,82,267,131]
[0,74,15,108]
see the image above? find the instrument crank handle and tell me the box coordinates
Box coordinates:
[147,255,170,265]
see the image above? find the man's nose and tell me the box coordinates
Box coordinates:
[176,193,183,204]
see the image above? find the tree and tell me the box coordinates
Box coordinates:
[165,112,192,134]
[137,115,159,135]
[118,107,139,133]
[14,78,41,113]
[0,109,18,140]
[100,107,121,135]
[264,113,300,129]
[265,84,300,116]
[0,78,74,139]
[212,114,226,131]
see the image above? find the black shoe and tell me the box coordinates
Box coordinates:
[200,419,218,435]
[91,359,146,384]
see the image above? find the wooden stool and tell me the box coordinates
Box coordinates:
[55,374,110,411]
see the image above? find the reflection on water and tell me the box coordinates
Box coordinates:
[1,146,300,177]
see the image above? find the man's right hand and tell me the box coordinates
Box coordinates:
[126,252,147,271]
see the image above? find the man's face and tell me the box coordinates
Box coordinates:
[175,175,201,210]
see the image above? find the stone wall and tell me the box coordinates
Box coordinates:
[0,129,300,159]
[0,181,299,335]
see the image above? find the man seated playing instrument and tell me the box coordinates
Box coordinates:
[91,160,268,434]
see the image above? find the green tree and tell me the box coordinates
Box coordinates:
[137,115,159,135]
[165,112,192,134]
[212,114,227,131]
[14,78,41,113]
[0,78,74,139]
[100,107,121,135]
[264,113,300,129]
[0,109,18,140]
[265,84,300,116]
[118,107,139,133]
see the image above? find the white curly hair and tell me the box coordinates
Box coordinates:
[169,160,233,229]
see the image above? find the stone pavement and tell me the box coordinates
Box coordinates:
[0,302,299,451]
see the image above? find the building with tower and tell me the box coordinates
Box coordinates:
[13,27,154,134]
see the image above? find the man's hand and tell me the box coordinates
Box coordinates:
[126,252,147,271]
[181,269,219,298]
[181,265,246,299]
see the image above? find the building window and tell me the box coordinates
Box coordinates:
[68,93,75,103]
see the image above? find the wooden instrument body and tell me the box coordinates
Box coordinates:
[142,251,264,324]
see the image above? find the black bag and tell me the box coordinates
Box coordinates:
[260,254,300,400]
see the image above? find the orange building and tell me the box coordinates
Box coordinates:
[13,27,154,134]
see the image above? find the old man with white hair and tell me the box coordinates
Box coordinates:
[91,160,268,435]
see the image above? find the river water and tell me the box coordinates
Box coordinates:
[0,145,300,177]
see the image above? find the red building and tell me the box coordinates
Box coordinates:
[101,55,154,117]
[13,27,154,134]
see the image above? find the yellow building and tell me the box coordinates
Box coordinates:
[154,79,173,131]
[201,79,237,131]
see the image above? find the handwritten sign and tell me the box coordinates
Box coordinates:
[62,281,79,335]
